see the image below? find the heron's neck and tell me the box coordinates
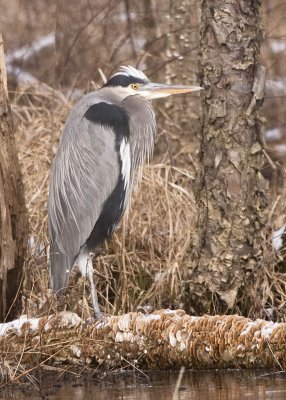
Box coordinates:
[122,95,156,183]
[97,86,135,105]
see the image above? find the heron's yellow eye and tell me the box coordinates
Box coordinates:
[131,83,139,90]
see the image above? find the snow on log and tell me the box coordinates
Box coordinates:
[1,309,286,370]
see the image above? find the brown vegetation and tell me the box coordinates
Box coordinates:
[0,0,284,322]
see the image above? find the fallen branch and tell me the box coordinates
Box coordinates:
[1,309,286,371]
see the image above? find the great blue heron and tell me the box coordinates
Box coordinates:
[48,65,202,318]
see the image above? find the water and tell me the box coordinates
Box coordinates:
[3,370,286,400]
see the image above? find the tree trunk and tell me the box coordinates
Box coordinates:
[0,35,28,321]
[190,1,269,311]
[160,0,200,165]
[165,0,199,108]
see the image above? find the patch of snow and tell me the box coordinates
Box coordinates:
[0,315,42,336]
[240,320,279,340]
[265,79,286,97]
[70,345,81,358]
[6,65,38,83]
[273,144,286,155]
[5,33,55,84]
[154,272,164,282]
[28,235,46,256]
[265,128,281,142]
[6,33,55,64]
[269,39,286,54]
[272,224,286,251]
[261,322,279,339]
[240,321,259,336]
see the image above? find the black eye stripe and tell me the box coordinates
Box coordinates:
[104,75,147,88]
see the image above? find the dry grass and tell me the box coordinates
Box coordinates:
[12,83,196,318]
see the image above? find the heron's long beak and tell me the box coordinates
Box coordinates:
[138,82,203,100]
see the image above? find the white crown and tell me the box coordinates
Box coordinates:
[111,65,149,81]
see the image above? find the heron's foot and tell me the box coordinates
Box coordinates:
[83,312,109,328]
[136,305,153,314]
[56,293,68,312]
[94,312,109,327]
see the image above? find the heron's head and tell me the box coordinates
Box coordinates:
[103,65,202,100]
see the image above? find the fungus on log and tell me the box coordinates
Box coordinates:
[1,310,285,371]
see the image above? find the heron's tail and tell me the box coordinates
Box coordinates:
[49,241,74,295]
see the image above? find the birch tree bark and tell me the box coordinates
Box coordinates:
[162,0,200,164]
[165,0,199,119]
[0,35,28,321]
[190,1,269,311]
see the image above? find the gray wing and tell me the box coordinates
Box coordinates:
[48,94,120,291]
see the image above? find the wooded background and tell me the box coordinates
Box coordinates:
[1,0,286,322]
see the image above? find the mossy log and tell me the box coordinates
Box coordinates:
[1,309,285,370]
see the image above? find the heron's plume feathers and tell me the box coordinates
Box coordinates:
[112,65,149,82]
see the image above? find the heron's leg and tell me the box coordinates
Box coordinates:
[77,252,101,319]
[87,258,101,319]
